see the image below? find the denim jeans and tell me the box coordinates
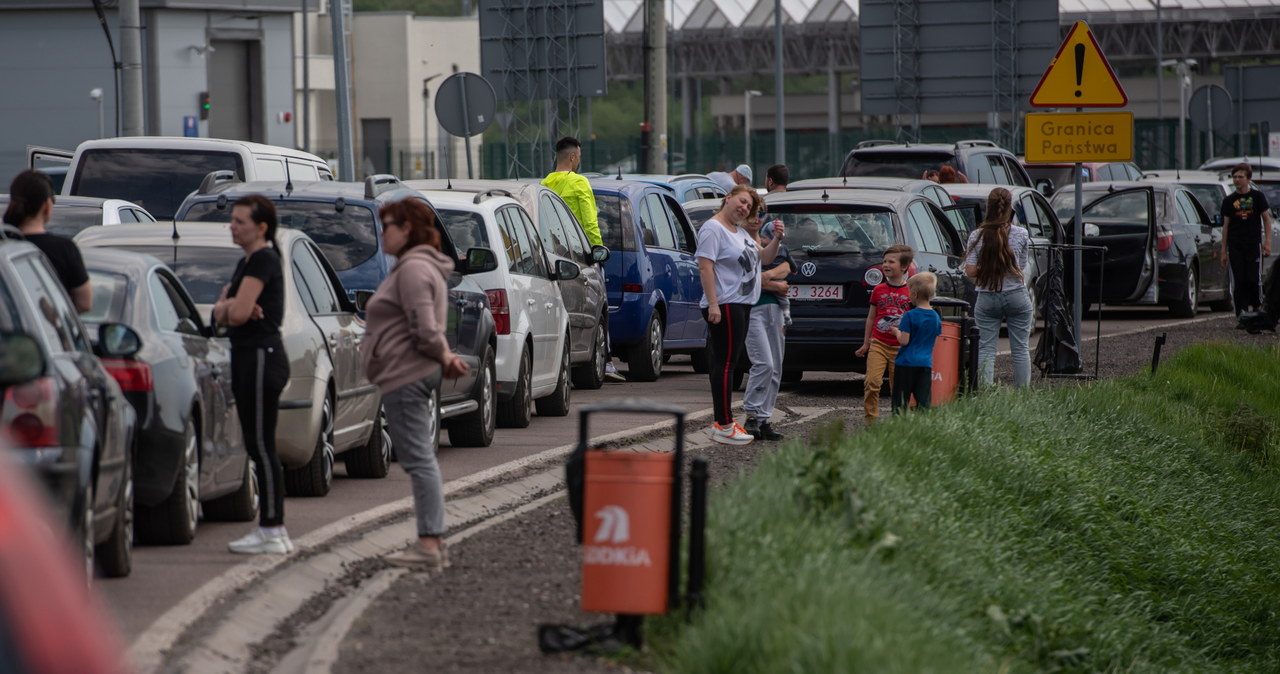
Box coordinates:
[743,302,784,421]
[383,373,446,538]
[975,287,1034,387]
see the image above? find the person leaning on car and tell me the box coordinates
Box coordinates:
[1220,163,1273,315]
[3,170,92,313]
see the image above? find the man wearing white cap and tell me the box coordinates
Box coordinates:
[707,164,753,192]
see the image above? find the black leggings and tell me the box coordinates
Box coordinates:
[1228,241,1263,312]
[231,342,289,527]
[892,365,932,414]
[703,303,752,426]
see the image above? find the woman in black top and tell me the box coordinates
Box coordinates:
[214,194,292,555]
[3,170,92,312]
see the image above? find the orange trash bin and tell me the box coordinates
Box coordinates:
[930,319,963,405]
[580,450,674,615]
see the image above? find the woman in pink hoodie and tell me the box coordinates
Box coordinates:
[363,198,469,571]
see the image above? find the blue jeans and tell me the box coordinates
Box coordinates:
[383,373,446,538]
[975,287,1034,387]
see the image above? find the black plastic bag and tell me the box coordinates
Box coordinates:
[1034,246,1083,375]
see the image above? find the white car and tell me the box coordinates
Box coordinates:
[0,195,156,237]
[417,189,575,428]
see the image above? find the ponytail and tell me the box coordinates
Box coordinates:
[3,170,54,226]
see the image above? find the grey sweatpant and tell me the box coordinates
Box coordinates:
[743,302,785,421]
[382,373,446,538]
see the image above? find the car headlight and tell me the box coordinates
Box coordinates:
[864,267,884,285]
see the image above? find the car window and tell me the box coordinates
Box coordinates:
[117,207,141,224]
[843,151,956,179]
[156,271,201,328]
[637,194,670,249]
[438,209,490,259]
[906,201,946,253]
[662,194,694,251]
[73,149,244,220]
[1174,190,1203,225]
[291,241,340,314]
[83,270,130,324]
[1030,193,1060,240]
[513,207,550,277]
[921,185,950,208]
[287,160,321,181]
[767,208,895,254]
[1003,156,1031,186]
[984,154,1013,184]
[13,255,85,353]
[183,200,379,272]
[1082,190,1151,231]
[537,195,574,259]
[546,195,591,264]
[497,206,545,277]
[254,158,286,180]
[105,245,240,305]
[148,271,182,331]
[1184,184,1224,215]
[1019,195,1045,237]
[594,193,633,252]
[46,205,105,238]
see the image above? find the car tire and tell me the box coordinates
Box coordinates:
[535,337,572,417]
[627,312,664,382]
[497,345,533,429]
[1169,265,1198,318]
[203,457,259,522]
[137,417,200,545]
[570,322,606,390]
[448,344,496,447]
[781,370,803,384]
[690,347,709,374]
[344,406,392,479]
[285,394,335,497]
[96,457,133,578]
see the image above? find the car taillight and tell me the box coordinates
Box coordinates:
[622,283,643,294]
[863,266,884,286]
[2,377,58,447]
[1156,229,1174,251]
[101,359,153,392]
[485,289,510,335]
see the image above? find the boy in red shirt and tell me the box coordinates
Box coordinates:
[854,244,914,425]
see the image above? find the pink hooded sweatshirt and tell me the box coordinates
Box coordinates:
[361,244,456,394]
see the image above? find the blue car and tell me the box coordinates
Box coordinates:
[589,179,706,381]
[609,174,727,203]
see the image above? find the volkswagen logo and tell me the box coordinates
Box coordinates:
[800,262,817,277]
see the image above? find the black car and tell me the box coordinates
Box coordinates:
[841,140,1033,188]
[762,189,973,379]
[1051,182,1230,317]
[0,229,140,578]
[176,174,499,448]
[80,248,257,545]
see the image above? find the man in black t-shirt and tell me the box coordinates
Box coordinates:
[1220,163,1274,314]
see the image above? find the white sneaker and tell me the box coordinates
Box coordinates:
[228,528,293,555]
[603,363,626,383]
[710,422,755,445]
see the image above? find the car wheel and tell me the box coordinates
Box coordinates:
[690,347,709,374]
[627,312,664,382]
[497,345,533,429]
[449,344,496,447]
[96,457,133,578]
[344,406,392,479]
[570,322,606,390]
[535,336,572,417]
[285,394,335,497]
[1169,265,1198,318]
[203,457,259,522]
[137,418,200,545]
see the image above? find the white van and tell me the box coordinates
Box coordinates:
[28,137,332,220]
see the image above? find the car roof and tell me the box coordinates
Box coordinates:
[189,178,414,204]
[941,183,1039,199]
[412,188,518,212]
[1199,156,1280,171]
[763,187,917,208]
[788,176,937,192]
[1140,170,1224,181]
[587,178,663,198]
[0,194,116,209]
[75,136,326,161]
[1070,181,1178,192]
[74,221,308,249]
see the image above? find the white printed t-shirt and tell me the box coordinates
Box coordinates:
[696,216,761,308]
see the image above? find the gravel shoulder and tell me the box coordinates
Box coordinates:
[334,314,1274,673]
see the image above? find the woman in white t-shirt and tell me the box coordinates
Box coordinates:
[696,186,785,445]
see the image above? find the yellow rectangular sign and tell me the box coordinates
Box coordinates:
[1024,112,1133,163]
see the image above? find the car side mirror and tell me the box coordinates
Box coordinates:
[554,259,580,281]
[1083,222,1101,237]
[462,247,499,274]
[0,332,45,387]
[176,317,202,337]
[1035,179,1055,196]
[353,289,374,312]
[590,244,610,264]
[96,322,142,358]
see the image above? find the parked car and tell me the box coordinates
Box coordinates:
[413,189,574,428]
[1140,170,1234,218]
[589,178,707,381]
[406,179,611,389]
[76,223,385,497]
[787,176,953,209]
[79,248,256,545]
[840,140,1033,187]
[610,174,727,203]
[939,183,1064,319]
[1050,182,1230,316]
[761,188,972,380]
[175,175,499,448]
[0,229,139,578]
[0,194,157,237]
[1022,160,1143,196]
[1198,157,1280,220]
[681,198,721,229]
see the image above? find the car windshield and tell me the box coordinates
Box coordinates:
[437,209,491,259]
[104,246,242,304]
[1052,190,1164,224]
[73,149,243,220]
[183,200,377,271]
[593,194,632,251]
[82,270,130,324]
[1254,181,1280,217]
[766,208,895,254]
[843,152,956,179]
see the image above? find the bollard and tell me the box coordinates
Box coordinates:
[1151,332,1167,374]
[686,456,708,614]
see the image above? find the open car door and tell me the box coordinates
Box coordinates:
[26,145,73,192]
[942,203,978,240]
[1064,187,1156,305]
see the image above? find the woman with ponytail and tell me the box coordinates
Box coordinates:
[214,194,292,554]
[4,170,92,312]
[964,187,1033,387]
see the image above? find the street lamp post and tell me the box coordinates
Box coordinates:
[744,89,762,171]
[1162,58,1196,169]
[422,73,442,178]
[89,88,105,138]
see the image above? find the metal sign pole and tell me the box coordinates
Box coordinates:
[459,73,474,179]
[1073,155,1083,344]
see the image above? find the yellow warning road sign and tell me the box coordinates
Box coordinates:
[1030,21,1127,108]
[1025,112,1133,163]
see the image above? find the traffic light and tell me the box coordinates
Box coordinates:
[199,91,211,120]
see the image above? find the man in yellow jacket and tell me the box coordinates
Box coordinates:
[543,136,624,381]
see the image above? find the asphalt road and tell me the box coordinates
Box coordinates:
[97,303,1225,645]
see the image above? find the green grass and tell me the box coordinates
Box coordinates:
[648,342,1280,673]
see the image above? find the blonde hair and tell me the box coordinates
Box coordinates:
[908,271,936,305]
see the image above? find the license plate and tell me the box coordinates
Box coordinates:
[788,284,843,300]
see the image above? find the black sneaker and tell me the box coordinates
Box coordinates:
[743,416,762,439]
[759,421,784,441]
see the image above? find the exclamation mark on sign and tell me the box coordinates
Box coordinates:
[1074,43,1085,97]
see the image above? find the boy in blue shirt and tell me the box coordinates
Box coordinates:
[890,272,942,414]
